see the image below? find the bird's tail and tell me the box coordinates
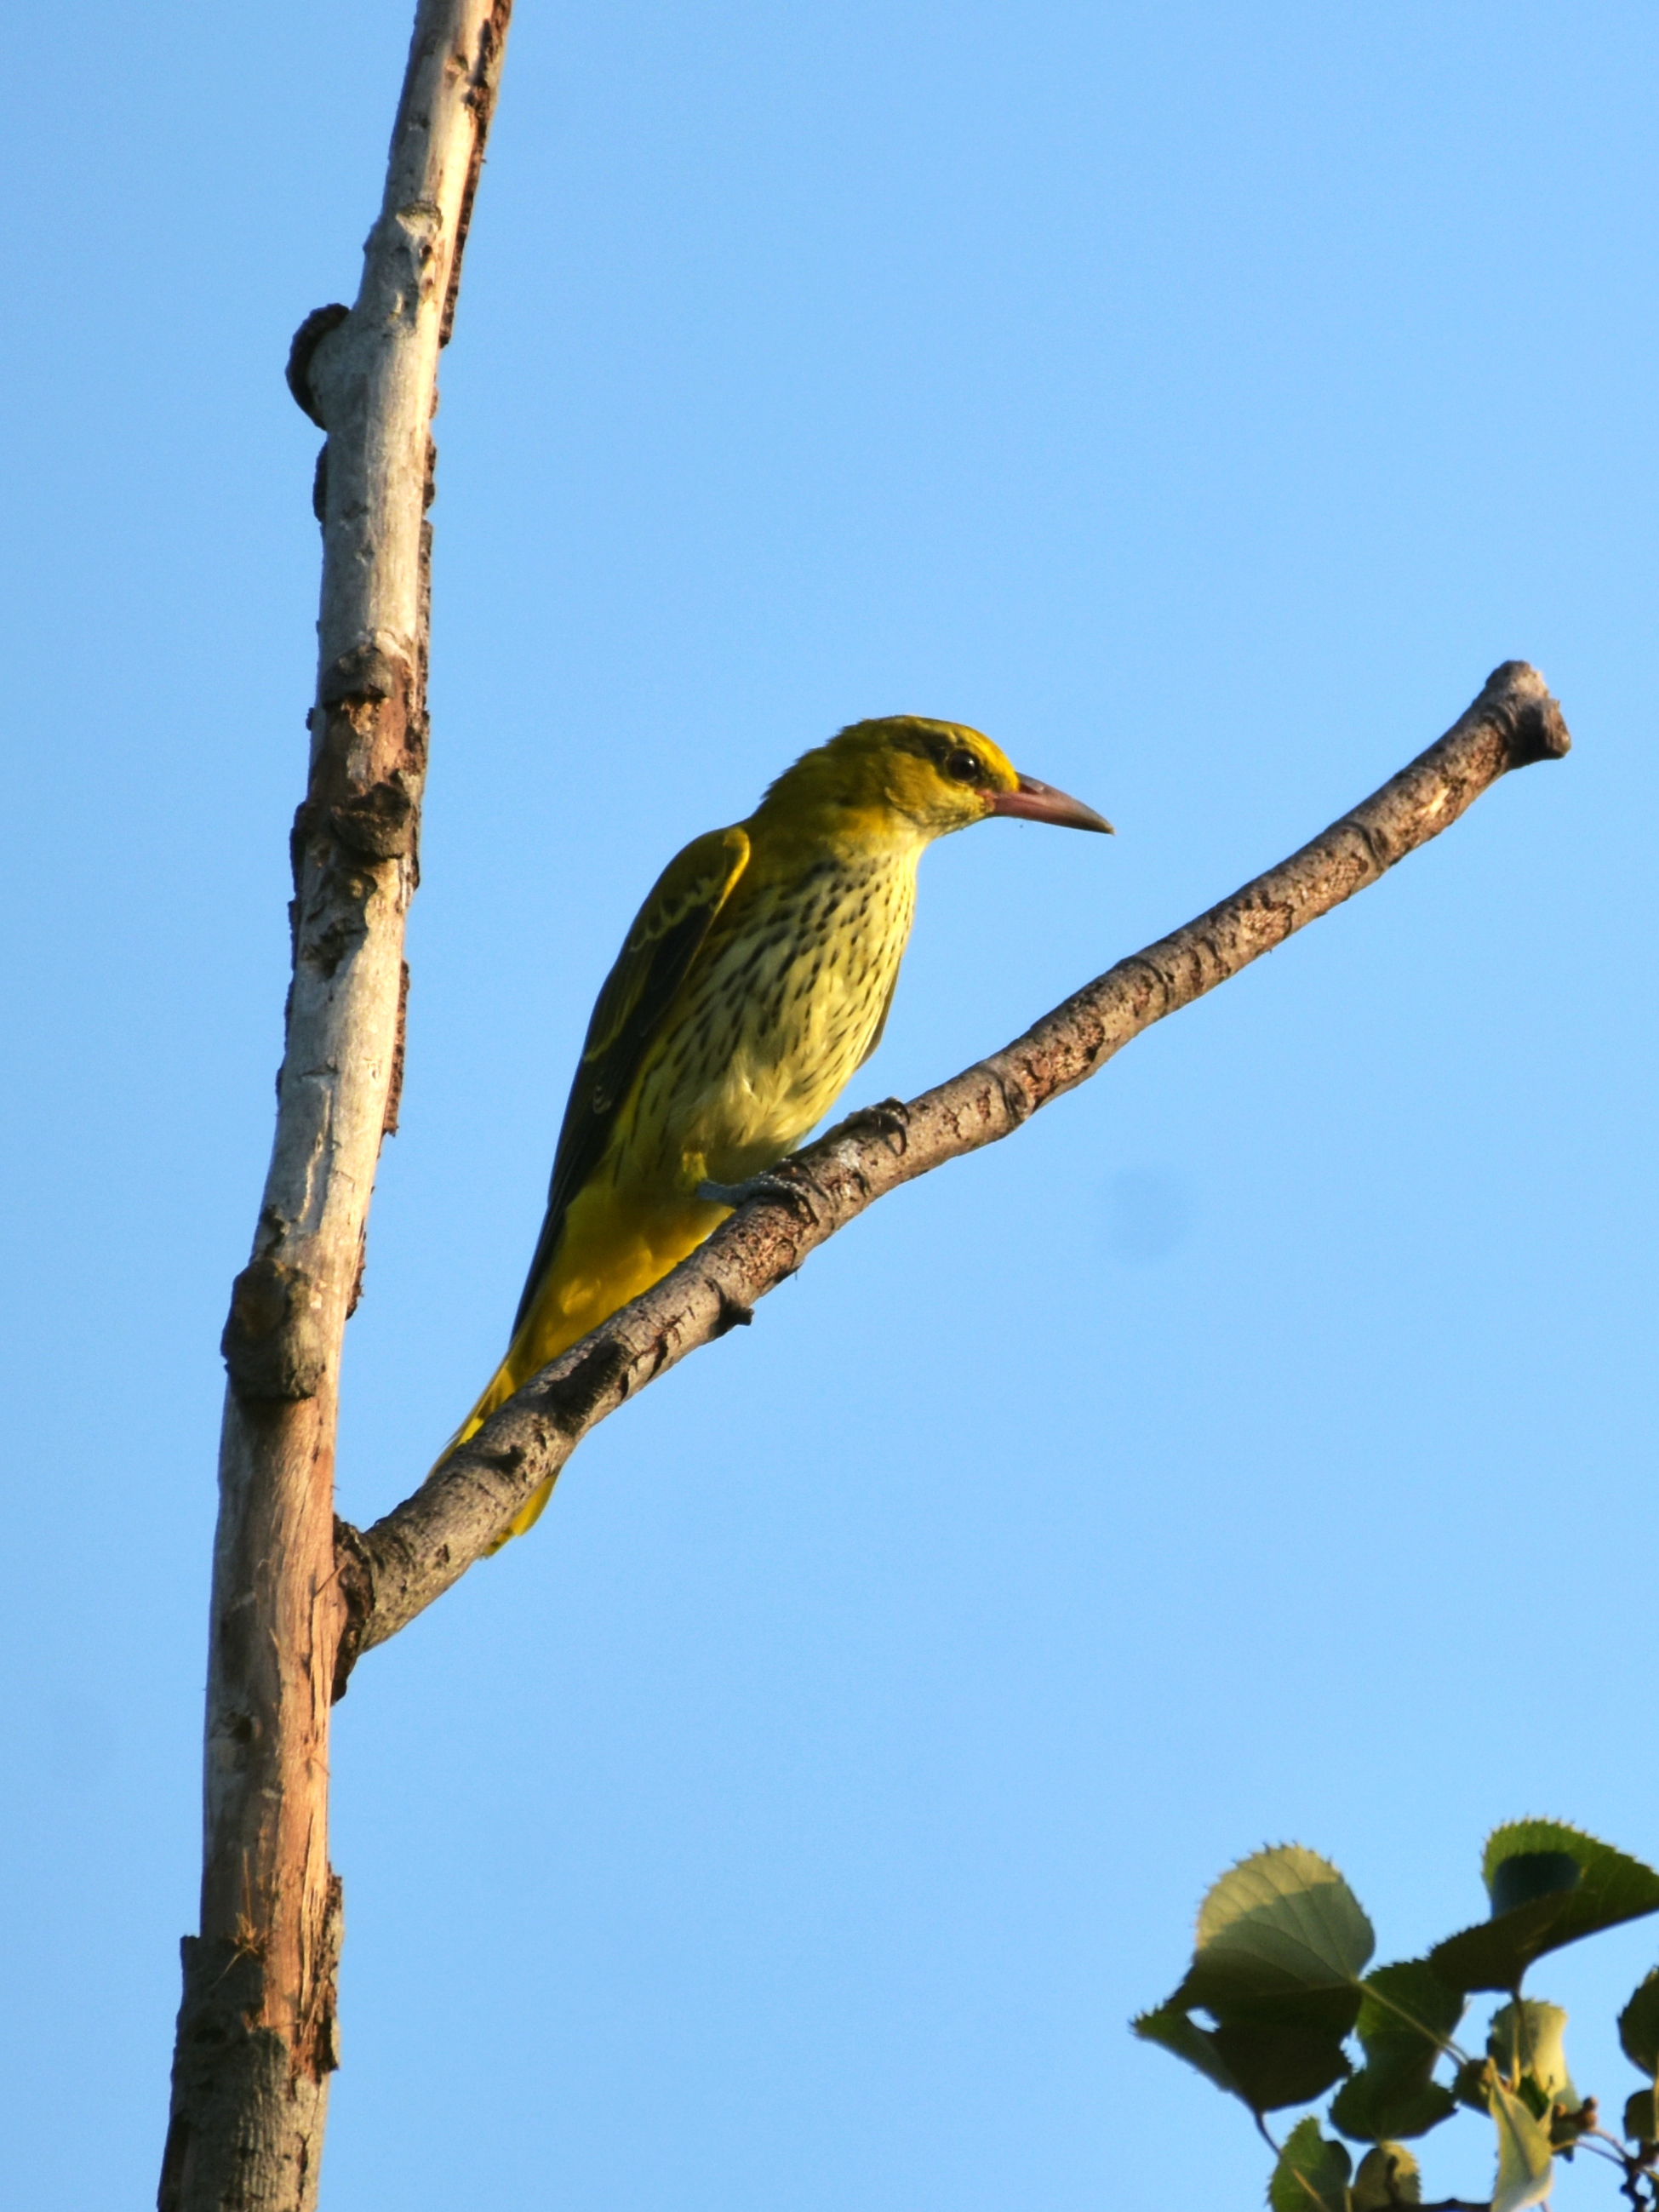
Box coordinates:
[431,1327,562,1552]
[436,1185,729,1550]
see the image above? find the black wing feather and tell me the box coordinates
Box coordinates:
[510,826,750,1335]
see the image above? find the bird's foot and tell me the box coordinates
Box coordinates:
[835,1096,911,1152]
[697,1169,818,1223]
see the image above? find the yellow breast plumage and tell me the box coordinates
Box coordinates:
[626,844,918,1194]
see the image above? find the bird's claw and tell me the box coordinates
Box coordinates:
[841,1097,910,1152]
[697,1169,818,1223]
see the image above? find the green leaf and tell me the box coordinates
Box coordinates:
[1206,2009,1353,2112]
[1490,2079,1554,2212]
[1330,1960,1462,2143]
[1430,1820,1659,1994]
[1133,2003,1247,2103]
[1136,1846,1367,2114]
[1618,1970,1659,2077]
[1181,1845,1375,2015]
[1619,1976,1659,2150]
[1488,2000,1574,2106]
[1351,2143,1422,2209]
[1132,1995,1353,2116]
[1490,1852,1581,1915]
[1268,2116,1352,2212]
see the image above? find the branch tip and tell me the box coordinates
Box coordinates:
[1479,660,1572,769]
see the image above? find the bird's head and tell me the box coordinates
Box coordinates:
[760,716,1113,844]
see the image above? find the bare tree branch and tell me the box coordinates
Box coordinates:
[337,659,1569,1680]
[158,8,512,2209]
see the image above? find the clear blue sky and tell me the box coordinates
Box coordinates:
[4,3,1656,2204]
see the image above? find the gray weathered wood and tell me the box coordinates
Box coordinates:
[158,7,512,2208]
[336,660,1570,1678]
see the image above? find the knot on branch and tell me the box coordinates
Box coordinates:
[296,646,426,862]
[710,1287,754,1337]
[319,644,402,708]
[221,1257,327,1402]
[995,1067,1038,1129]
[530,1335,633,1436]
[1480,660,1572,769]
[323,775,420,861]
[284,303,350,429]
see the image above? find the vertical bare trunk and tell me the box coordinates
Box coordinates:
[159,7,512,2207]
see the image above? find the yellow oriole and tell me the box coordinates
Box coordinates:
[447,715,1111,1543]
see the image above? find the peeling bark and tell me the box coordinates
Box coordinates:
[335,661,1570,1675]
[159,7,512,2208]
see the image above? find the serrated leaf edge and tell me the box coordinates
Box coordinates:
[1481,1816,1658,1893]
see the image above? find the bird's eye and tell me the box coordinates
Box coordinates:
[944,748,982,784]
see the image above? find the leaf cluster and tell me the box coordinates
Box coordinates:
[1134,1824,1659,2209]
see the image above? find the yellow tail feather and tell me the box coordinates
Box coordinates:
[437,1184,732,1552]
[435,1339,560,1552]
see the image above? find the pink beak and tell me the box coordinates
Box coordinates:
[984,772,1113,834]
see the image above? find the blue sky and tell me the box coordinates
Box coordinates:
[4,2,1656,2204]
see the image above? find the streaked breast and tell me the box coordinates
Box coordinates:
[632,847,918,1180]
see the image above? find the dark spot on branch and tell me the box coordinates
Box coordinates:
[711,1289,754,1337]
[996,1072,1036,1127]
[328,774,418,860]
[221,1257,327,1402]
[534,1336,632,1435]
[319,644,400,708]
[295,648,426,866]
[1346,815,1391,874]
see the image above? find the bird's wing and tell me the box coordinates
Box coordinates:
[512,824,752,1335]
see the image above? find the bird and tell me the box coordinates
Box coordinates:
[443,714,1112,1546]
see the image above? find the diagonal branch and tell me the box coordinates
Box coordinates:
[336,659,1569,1685]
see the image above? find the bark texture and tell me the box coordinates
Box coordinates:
[159,7,512,2208]
[336,660,1569,1676]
